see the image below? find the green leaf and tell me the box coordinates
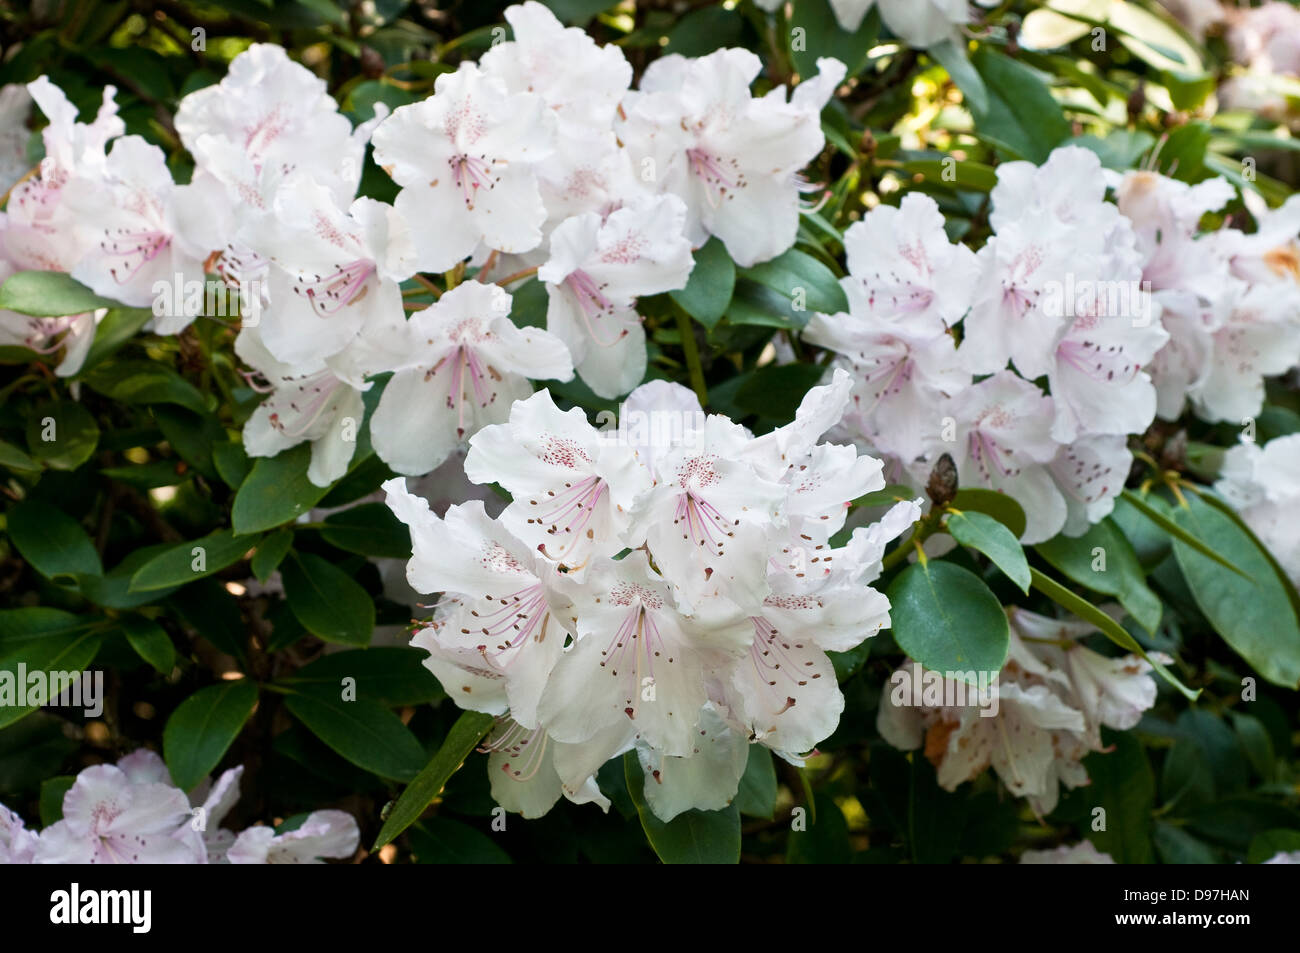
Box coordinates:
[949,488,1026,538]
[232,444,333,533]
[1153,822,1218,864]
[282,647,444,707]
[886,560,1009,679]
[929,39,988,114]
[163,680,258,792]
[372,710,496,849]
[1034,518,1162,634]
[410,818,511,864]
[0,608,96,648]
[1198,490,1300,625]
[669,238,734,330]
[733,744,777,820]
[740,247,848,316]
[725,278,809,330]
[0,270,123,316]
[945,510,1030,593]
[623,751,740,864]
[790,0,878,78]
[787,791,851,863]
[78,544,178,609]
[0,628,102,728]
[319,502,412,558]
[212,441,251,490]
[112,614,175,674]
[851,483,917,508]
[897,159,998,192]
[0,440,39,473]
[40,776,75,827]
[1084,728,1155,864]
[1171,493,1300,688]
[969,46,1071,162]
[283,691,426,782]
[250,528,293,582]
[734,363,828,421]
[7,500,102,581]
[81,360,208,414]
[1119,489,1246,577]
[281,552,375,646]
[1246,829,1300,864]
[25,399,100,470]
[1028,568,1199,700]
[129,529,259,592]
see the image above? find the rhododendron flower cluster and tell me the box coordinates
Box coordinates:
[878,607,1165,814]
[809,144,1300,543]
[0,749,357,864]
[0,2,844,486]
[384,371,920,821]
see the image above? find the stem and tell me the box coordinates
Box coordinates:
[494,264,539,287]
[674,306,708,407]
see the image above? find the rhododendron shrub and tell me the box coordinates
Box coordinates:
[0,0,1297,866]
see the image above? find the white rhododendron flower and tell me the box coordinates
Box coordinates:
[227,811,360,865]
[1216,433,1300,587]
[32,761,199,864]
[65,135,208,329]
[538,194,694,398]
[370,279,574,475]
[0,804,39,865]
[878,608,1164,814]
[387,372,916,821]
[1020,841,1116,864]
[620,49,843,266]
[2,749,358,865]
[242,176,417,366]
[372,62,557,272]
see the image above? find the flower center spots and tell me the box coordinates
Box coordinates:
[528,475,606,569]
[267,370,341,439]
[674,491,736,556]
[448,154,503,211]
[687,147,745,207]
[432,343,500,438]
[480,720,550,782]
[967,427,1020,480]
[748,617,816,712]
[294,259,375,316]
[1056,336,1136,384]
[599,602,673,721]
[102,228,170,283]
[464,583,552,663]
[565,270,627,347]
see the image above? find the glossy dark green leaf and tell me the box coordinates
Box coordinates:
[669,238,734,330]
[0,270,122,316]
[231,444,333,534]
[283,691,426,782]
[886,560,1009,678]
[281,551,375,646]
[1035,518,1161,634]
[7,500,102,581]
[25,400,100,470]
[163,680,258,792]
[946,510,1030,593]
[1171,493,1300,688]
[373,710,496,849]
[129,529,259,592]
